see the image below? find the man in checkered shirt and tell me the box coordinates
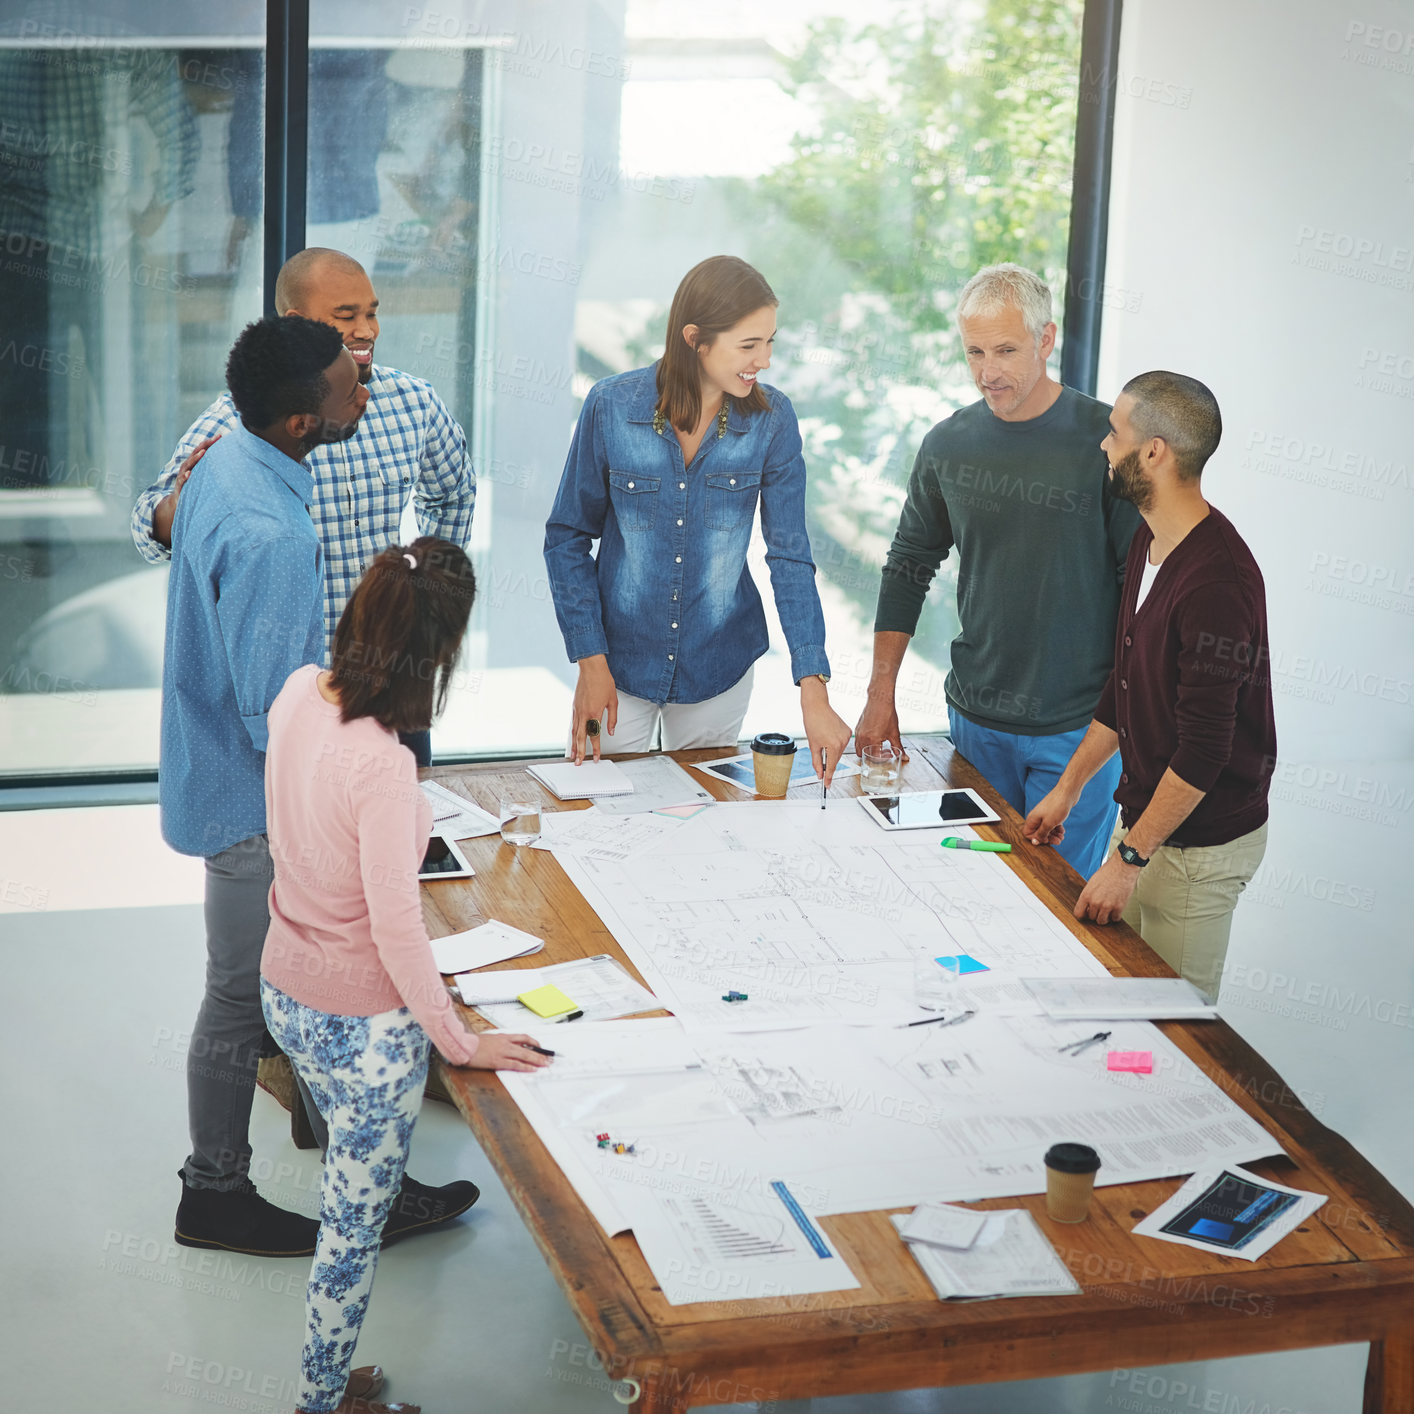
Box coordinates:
[131,247,476,765]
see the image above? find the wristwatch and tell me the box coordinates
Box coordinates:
[1116,837,1150,869]
[798,672,830,688]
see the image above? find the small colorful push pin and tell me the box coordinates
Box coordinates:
[596,1132,611,1148]
[722,989,749,1002]
[626,1144,637,1155]
[613,1142,626,1155]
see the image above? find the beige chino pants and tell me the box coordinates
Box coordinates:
[1110,819,1269,1002]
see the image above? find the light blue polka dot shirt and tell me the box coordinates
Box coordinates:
[159,422,325,858]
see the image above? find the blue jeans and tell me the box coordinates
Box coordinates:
[261,980,430,1414]
[947,709,1121,880]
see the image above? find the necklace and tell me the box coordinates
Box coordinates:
[653,403,729,440]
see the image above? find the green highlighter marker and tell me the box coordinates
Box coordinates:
[942,837,1012,853]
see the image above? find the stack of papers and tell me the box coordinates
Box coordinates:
[430,919,544,974]
[1022,977,1218,1020]
[893,1209,1081,1300]
[421,781,502,839]
[458,954,661,1026]
[592,755,715,815]
[527,760,634,800]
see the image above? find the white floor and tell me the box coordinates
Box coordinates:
[2,784,1408,1414]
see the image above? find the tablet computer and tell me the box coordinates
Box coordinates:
[858,788,1000,831]
[418,833,476,880]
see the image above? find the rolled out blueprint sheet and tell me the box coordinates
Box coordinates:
[528,806,689,863]
[498,1015,1281,1248]
[548,801,1111,1030]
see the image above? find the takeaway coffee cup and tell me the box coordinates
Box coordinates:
[1044,1142,1102,1223]
[751,732,797,798]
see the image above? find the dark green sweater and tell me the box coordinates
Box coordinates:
[876,387,1140,735]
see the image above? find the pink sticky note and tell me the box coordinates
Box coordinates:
[1108,1050,1153,1074]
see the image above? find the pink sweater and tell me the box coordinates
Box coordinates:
[260,665,478,1065]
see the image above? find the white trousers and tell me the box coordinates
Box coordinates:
[608,668,755,753]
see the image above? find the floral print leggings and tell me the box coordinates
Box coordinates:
[260,979,430,1414]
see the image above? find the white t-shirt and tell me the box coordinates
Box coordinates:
[1134,552,1162,612]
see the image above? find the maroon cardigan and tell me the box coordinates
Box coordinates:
[1094,507,1276,847]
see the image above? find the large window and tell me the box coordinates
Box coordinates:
[0,0,1089,780]
[0,3,265,776]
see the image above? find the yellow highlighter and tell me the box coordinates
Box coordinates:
[517,983,581,1020]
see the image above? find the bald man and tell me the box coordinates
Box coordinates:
[131,248,476,754]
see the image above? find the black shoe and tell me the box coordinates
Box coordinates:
[175,1171,319,1256]
[381,1174,480,1245]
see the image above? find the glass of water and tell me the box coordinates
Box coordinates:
[861,744,902,793]
[913,949,963,1012]
[499,796,542,847]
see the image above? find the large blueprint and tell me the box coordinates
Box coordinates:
[552,800,1112,1028]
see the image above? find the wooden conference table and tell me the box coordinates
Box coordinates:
[417,738,1414,1413]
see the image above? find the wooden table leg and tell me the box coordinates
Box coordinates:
[629,1373,690,1414]
[1364,1324,1414,1413]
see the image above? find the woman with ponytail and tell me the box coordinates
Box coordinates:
[259,537,550,1414]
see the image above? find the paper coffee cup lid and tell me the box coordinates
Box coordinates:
[751,733,796,755]
[1044,1142,1101,1174]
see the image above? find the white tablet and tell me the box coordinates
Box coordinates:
[858,788,1000,831]
[418,833,477,880]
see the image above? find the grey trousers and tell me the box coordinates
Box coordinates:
[181,834,330,1190]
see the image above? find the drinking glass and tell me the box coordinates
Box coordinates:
[499,796,542,846]
[913,950,963,1011]
[861,744,902,793]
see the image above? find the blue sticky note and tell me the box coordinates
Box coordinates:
[936,954,989,975]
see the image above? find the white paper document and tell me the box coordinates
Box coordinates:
[528,759,634,799]
[1023,976,1218,1020]
[893,1211,1081,1300]
[898,1202,988,1251]
[432,919,544,974]
[625,1177,860,1305]
[529,807,688,864]
[497,1016,1282,1230]
[592,755,716,815]
[468,954,660,1025]
[1131,1165,1327,1260]
[420,781,501,838]
[551,803,1111,1030]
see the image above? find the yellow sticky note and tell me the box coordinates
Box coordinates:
[517,983,578,1018]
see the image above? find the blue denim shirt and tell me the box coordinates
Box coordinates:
[543,365,829,704]
[160,423,325,857]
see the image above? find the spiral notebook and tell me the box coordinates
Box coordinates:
[526,760,634,800]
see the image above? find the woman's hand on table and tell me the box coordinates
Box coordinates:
[465,1033,554,1071]
[570,655,618,764]
[800,679,852,786]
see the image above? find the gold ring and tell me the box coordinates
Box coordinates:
[585,719,601,737]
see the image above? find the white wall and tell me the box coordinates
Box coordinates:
[1100,0,1414,762]
[1100,0,1414,1186]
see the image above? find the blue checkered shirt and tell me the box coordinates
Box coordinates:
[132,364,475,657]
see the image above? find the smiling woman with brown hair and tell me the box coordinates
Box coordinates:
[544,254,852,780]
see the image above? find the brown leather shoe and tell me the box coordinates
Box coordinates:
[297,1393,418,1414]
[344,1367,384,1400]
